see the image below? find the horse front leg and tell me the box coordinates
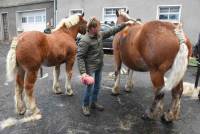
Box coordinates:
[161,80,183,123]
[142,70,165,120]
[52,65,62,94]
[15,67,26,115]
[125,68,134,92]
[65,57,75,96]
[24,70,41,116]
[112,49,122,95]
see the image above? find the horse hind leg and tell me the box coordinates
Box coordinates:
[142,70,165,120]
[112,50,122,95]
[161,80,183,123]
[15,67,26,115]
[52,65,62,94]
[24,70,40,116]
[125,69,134,92]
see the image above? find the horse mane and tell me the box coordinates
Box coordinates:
[53,14,81,32]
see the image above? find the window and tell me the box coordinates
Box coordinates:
[157,5,181,22]
[35,16,42,23]
[43,16,46,22]
[28,16,34,23]
[103,7,127,23]
[69,9,83,15]
[22,17,27,23]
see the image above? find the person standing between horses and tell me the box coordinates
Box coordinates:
[44,22,52,34]
[77,17,133,116]
[194,33,200,100]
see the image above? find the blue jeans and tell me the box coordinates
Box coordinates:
[83,68,102,106]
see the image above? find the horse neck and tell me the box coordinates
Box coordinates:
[60,26,79,39]
[117,17,128,24]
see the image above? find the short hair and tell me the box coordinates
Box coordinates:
[136,18,142,22]
[87,17,100,31]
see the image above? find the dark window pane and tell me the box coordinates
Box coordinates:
[22,17,27,23]
[169,14,179,20]
[170,7,179,13]
[160,7,169,13]
[159,14,168,20]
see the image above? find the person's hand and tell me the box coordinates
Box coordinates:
[125,20,134,25]
[81,73,88,77]
[80,73,94,85]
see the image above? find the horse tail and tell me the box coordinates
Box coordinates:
[6,37,18,82]
[0,114,42,130]
[160,24,189,93]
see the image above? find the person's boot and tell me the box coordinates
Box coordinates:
[91,102,104,111]
[82,105,90,116]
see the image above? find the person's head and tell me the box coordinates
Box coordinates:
[46,22,51,28]
[136,18,142,22]
[87,17,100,36]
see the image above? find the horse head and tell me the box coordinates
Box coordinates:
[116,9,131,24]
[77,12,87,35]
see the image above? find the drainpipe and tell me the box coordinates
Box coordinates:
[54,0,57,27]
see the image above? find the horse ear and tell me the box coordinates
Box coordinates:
[81,12,84,17]
[126,10,129,14]
[116,10,119,17]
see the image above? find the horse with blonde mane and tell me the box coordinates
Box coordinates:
[6,13,87,117]
[112,10,192,123]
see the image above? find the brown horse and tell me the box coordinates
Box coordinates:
[6,13,87,117]
[112,10,192,123]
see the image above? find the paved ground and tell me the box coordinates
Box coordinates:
[0,43,200,134]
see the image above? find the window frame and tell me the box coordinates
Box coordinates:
[156,5,182,23]
[69,9,83,16]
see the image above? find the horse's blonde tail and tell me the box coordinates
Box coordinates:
[0,114,42,130]
[160,24,189,93]
[6,37,18,82]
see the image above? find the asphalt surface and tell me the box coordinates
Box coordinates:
[0,43,200,134]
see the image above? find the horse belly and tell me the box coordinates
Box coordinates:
[122,56,149,72]
[42,56,65,67]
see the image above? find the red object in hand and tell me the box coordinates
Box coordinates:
[80,74,94,85]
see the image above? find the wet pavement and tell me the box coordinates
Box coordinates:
[0,43,200,134]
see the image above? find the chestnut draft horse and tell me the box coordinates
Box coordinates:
[112,10,192,123]
[6,13,87,116]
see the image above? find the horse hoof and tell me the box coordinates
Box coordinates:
[65,90,74,96]
[124,89,132,93]
[161,114,173,124]
[52,87,62,94]
[125,85,133,92]
[16,103,26,115]
[17,108,26,115]
[54,90,62,94]
[26,107,41,116]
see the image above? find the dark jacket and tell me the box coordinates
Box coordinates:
[77,23,126,74]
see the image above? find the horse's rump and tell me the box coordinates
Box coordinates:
[16,31,47,69]
[116,21,191,71]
